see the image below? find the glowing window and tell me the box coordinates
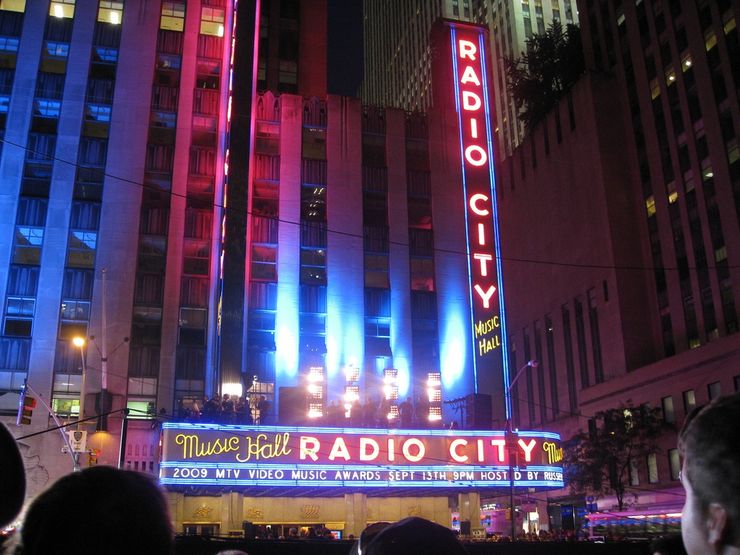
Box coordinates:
[647,453,659,483]
[704,30,717,51]
[161,1,185,32]
[681,53,692,71]
[0,0,25,12]
[645,195,656,217]
[98,1,123,25]
[200,7,224,37]
[49,0,75,19]
[724,17,736,34]
[649,78,660,99]
[0,37,19,52]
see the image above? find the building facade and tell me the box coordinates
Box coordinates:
[495,0,740,522]
[0,0,238,484]
[362,0,579,157]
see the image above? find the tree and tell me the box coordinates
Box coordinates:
[564,403,670,512]
[505,22,584,129]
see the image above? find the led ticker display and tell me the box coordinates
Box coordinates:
[160,423,564,489]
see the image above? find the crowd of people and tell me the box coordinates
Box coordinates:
[2,392,739,555]
[319,395,435,428]
[176,393,444,429]
[177,394,271,425]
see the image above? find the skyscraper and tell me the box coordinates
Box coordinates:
[362,0,579,156]
[496,0,740,517]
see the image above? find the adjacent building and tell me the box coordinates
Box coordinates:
[495,0,740,525]
[362,0,579,156]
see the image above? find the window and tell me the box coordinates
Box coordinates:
[248,282,277,310]
[134,273,163,305]
[250,245,276,282]
[251,216,278,244]
[66,231,97,268]
[708,381,721,400]
[97,1,123,24]
[7,266,39,297]
[300,248,326,285]
[161,2,185,31]
[184,209,211,239]
[60,299,89,321]
[364,254,389,289]
[0,0,25,12]
[62,268,93,299]
[301,186,326,221]
[647,453,659,483]
[183,239,209,275]
[13,226,44,265]
[661,395,675,423]
[200,7,224,37]
[629,458,640,486]
[255,121,279,154]
[683,389,696,414]
[4,294,34,338]
[49,0,75,19]
[410,258,434,291]
[668,449,680,480]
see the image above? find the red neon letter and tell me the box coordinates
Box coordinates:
[477,223,486,245]
[518,438,537,462]
[458,39,477,61]
[460,65,481,86]
[465,145,488,166]
[402,438,425,462]
[470,119,479,139]
[450,439,469,463]
[474,253,493,276]
[474,284,497,308]
[300,436,319,461]
[469,194,490,215]
[462,91,481,111]
[490,439,506,462]
[359,437,380,461]
[328,437,351,461]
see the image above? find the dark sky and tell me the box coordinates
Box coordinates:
[327,0,363,97]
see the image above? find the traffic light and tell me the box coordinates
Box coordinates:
[16,382,36,426]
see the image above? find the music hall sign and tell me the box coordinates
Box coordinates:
[160,423,564,490]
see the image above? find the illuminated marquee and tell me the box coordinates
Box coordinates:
[159,423,564,489]
[448,23,512,414]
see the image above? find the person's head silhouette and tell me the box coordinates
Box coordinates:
[17,466,173,555]
[679,393,740,555]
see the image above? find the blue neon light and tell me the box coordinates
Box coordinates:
[477,32,512,420]
[450,27,479,394]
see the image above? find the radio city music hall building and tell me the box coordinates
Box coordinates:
[0,0,564,538]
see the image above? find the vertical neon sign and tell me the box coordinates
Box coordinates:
[450,25,511,418]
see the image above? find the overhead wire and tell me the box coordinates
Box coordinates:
[0,133,735,273]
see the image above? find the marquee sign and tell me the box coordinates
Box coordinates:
[159,423,564,489]
[446,22,513,416]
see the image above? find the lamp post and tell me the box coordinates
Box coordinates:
[506,359,538,540]
[72,336,87,430]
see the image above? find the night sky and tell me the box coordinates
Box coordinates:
[327,0,363,97]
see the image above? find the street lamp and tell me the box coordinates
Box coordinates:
[506,359,538,540]
[72,336,87,430]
